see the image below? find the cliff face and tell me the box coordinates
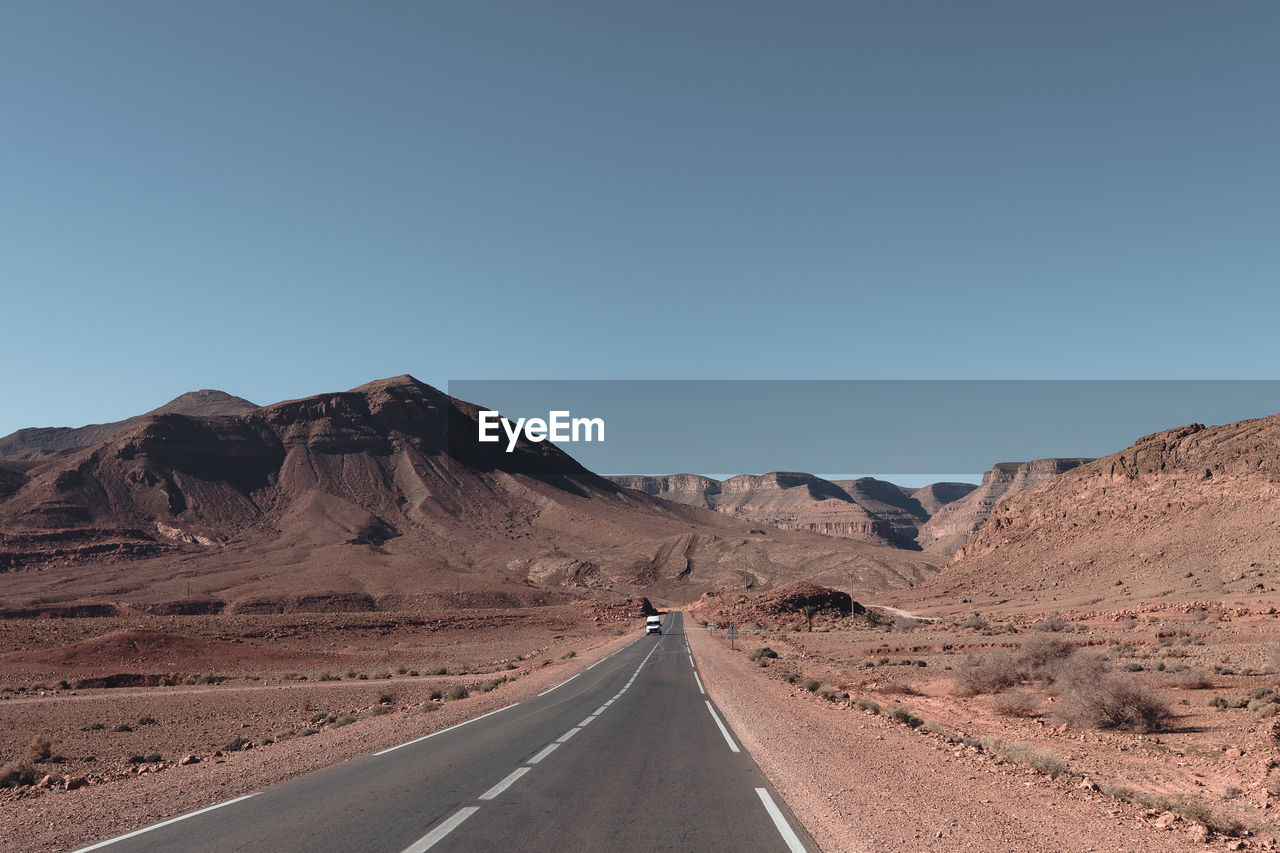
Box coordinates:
[911,482,978,516]
[916,458,1093,555]
[931,416,1280,603]
[609,472,980,550]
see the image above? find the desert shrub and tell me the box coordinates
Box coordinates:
[780,671,800,684]
[992,692,1041,718]
[983,738,1070,778]
[427,666,448,676]
[224,736,250,751]
[1020,635,1078,675]
[141,752,162,763]
[1056,673,1173,732]
[83,722,106,731]
[276,730,298,741]
[360,705,393,718]
[954,651,1023,695]
[960,612,988,630]
[1043,652,1109,694]
[412,702,440,714]
[1123,662,1144,672]
[112,724,133,733]
[893,616,922,630]
[478,678,505,693]
[880,681,918,695]
[0,762,35,787]
[427,688,444,701]
[443,684,469,701]
[817,686,847,702]
[1034,616,1069,632]
[854,698,881,714]
[25,736,52,763]
[888,706,923,728]
[800,678,821,692]
[396,667,408,675]
[309,712,331,724]
[1210,695,1229,709]
[358,674,369,681]
[503,663,518,670]
[331,714,358,727]
[374,671,392,680]
[561,651,576,660]
[299,728,319,737]
[137,716,158,726]
[749,647,778,662]
[1168,669,1212,690]
[376,691,395,705]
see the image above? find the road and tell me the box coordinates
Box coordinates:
[75,612,815,853]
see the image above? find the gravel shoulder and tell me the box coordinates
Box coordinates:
[688,624,1211,853]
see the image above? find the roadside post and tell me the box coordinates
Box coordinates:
[727,623,738,650]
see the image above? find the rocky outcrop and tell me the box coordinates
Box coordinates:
[611,472,979,550]
[930,415,1280,602]
[916,459,1093,555]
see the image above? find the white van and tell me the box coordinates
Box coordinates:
[645,615,662,635]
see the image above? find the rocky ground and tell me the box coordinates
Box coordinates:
[0,606,642,852]
[689,594,1280,850]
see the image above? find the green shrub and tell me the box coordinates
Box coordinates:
[889,706,923,728]
[443,684,469,701]
[854,698,881,714]
[801,678,821,692]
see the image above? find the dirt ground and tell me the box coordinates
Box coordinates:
[689,597,1280,851]
[0,606,640,852]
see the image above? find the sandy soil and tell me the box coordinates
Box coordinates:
[0,619,638,853]
[688,618,1250,853]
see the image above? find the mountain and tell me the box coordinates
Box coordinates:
[0,377,941,613]
[910,482,979,516]
[0,390,258,461]
[926,416,1280,605]
[915,458,1094,555]
[610,473,981,550]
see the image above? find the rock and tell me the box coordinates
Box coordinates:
[179,754,200,766]
[36,774,54,788]
[1078,778,1100,792]
[1227,841,1246,851]
[64,775,88,790]
[1227,747,1244,758]
[1154,812,1179,829]
[1189,825,1211,844]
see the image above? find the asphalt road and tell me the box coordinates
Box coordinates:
[76,612,815,853]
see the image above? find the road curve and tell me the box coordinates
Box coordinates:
[73,612,815,853]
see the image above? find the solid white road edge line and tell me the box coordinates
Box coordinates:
[375,703,519,756]
[693,671,705,694]
[478,766,531,801]
[704,701,740,753]
[537,671,582,697]
[72,793,260,852]
[401,806,480,853]
[755,788,808,853]
[527,742,560,764]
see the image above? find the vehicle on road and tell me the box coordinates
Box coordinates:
[645,615,662,635]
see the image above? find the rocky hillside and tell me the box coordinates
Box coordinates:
[0,390,258,461]
[0,377,942,613]
[915,458,1094,555]
[929,415,1280,605]
[612,472,987,550]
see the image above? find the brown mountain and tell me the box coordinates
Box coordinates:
[0,377,941,613]
[0,390,258,461]
[926,416,1280,606]
[910,482,979,516]
[915,458,1094,555]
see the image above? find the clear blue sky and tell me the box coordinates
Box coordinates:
[3,1,1278,438]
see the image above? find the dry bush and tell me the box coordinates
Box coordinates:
[25,736,52,763]
[993,692,1042,718]
[1168,668,1213,690]
[1033,616,1069,632]
[1043,651,1109,694]
[0,761,36,788]
[954,650,1023,695]
[879,681,918,696]
[1056,672,1173,732]
[1020,635,1077,675]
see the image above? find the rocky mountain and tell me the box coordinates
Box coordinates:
[926,416,1280,605]
[910,482,979,516]
[0,390,258,461]
[611,472,982,550]
[915,458,1094,555]
[0,377,941,613]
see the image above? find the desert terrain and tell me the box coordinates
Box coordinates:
[4,382,1280,851]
